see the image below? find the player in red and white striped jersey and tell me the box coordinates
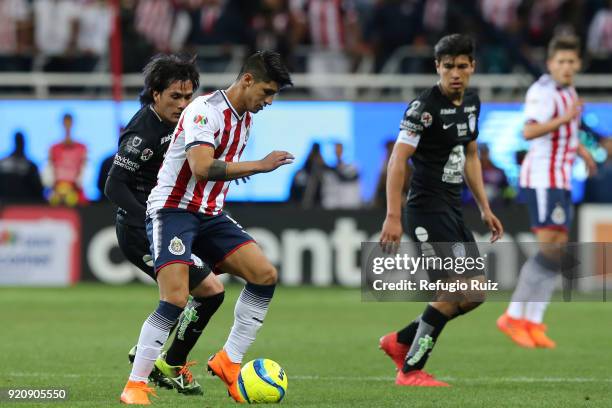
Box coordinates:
[120,51,293,405]
[148,89,253,215]
[518,73,581,191]
[498,36,596,350]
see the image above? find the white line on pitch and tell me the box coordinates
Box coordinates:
[5,372,612,384]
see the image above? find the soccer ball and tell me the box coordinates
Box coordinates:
[237,359,287,403]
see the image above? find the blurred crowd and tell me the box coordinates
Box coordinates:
[1,0,612,75]
[2,115,612,208]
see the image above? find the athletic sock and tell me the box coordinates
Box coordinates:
[223,283,275,364]
[402,305,449,373]
[525,253,559,323]
[508,252,559,321]
[165,292,225,366]
[129,301,183,382]
[507,256,541,319]
[396,316,420,345]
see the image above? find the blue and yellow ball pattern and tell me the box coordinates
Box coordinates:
[237,359,288,403]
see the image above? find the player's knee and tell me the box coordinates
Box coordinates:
[253,263,278,285]
[207,277,225,295]
[191,273,225,297]
[160,291,190,309]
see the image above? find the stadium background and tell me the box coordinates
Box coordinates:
[1,1,611,407]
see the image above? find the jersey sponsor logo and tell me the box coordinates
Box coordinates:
[440,108,456,115]
[168,236,186,255]
[160,134,173,145]
[132,136,142,147]
[420,112,433,128]
[140,148,154,162]
[442,122,455,130]
[464,105,477,113]
[468,113,477,133]
[456,123,468,137]
[442,145,465,183]
[401,120,424,133]
[194,114,208,127]
[113,154,140,172]
[551,203,566,225]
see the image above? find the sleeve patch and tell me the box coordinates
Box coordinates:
[194,114,208,128]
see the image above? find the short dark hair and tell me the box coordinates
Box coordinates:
[139,54,200,106]
[63,113,73,121]
[434,34,475,61]
[238,51,293,89]
[548,35,581,59]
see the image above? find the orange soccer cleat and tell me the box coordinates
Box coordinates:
[120,380,156,405]
[379,332,410,371]
[207,349,245,403]
[496,313,536,348]
[526,321,557,349]
[395,370,450,387]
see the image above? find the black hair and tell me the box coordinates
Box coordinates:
[434,34,475,61]
[139,54,200,106]
[63,113,73,121]
[238,51,293,89]
[548,35,581,59]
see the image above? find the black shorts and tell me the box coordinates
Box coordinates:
[403,206,483,280]
[115,220,211,290]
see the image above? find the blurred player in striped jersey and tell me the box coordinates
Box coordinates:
[120,51,293,404]
[497,35,597,349]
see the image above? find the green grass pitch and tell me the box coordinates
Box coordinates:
[1,284,611,407]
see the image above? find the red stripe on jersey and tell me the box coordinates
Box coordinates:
[186,180,205,212]
[163,160,192,208]
[215,109,232,158]
[320,1,328,47]
[559,91,571,189]
[173,115,185,142]
[219,118,244,204]
[186,130,222,212]
[238,113,251,159]
[204,109,233,214]
[225,118,243,161]
[548,102,560,189]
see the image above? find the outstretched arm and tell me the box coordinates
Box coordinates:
[186,145,294,182]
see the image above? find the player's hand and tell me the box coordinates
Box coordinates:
[560,100,583,124]
[481,210,503,243]
[584,154,598,177]
[259,151,295,173]
[380,215,402,253]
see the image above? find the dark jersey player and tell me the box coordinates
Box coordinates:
[105,54,224,395]
[379,34,504,386]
